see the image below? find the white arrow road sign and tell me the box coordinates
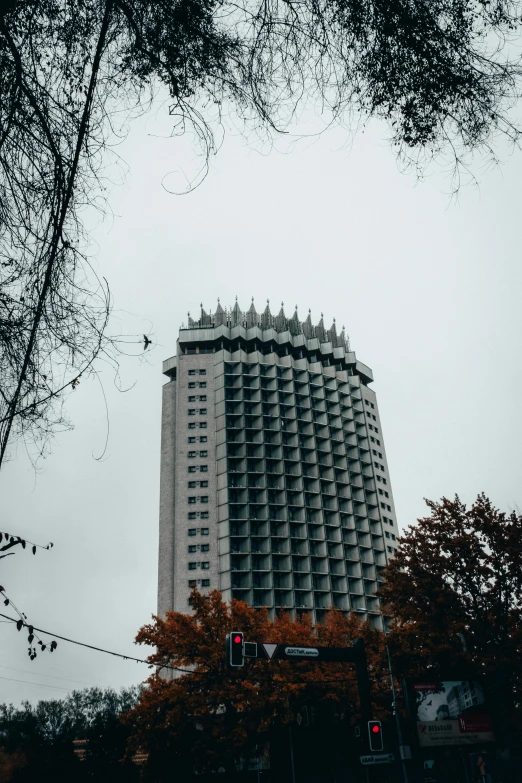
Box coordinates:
[262,643,278,660]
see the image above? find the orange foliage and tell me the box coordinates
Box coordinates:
[126,591,390,774]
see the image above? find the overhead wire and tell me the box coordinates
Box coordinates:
[0,663,91,686]
[0,612,392,689]
[0,612,201,675]
[0,674,70,692]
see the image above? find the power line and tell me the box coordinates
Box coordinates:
[0,612,198,675]
[0,664,90,686]
[0,613,391,688]
[0,674,69,692]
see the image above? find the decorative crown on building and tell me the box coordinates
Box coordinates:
[185,299,350,351]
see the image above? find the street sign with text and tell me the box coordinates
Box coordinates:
[360,754,395,766]
[251,644,360,662]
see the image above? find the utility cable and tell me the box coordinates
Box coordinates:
[0,612,200,675]
[0,674,70,692]
[0,612,392,687]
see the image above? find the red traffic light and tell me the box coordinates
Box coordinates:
[228,632,244,667]
[368,720,383,751]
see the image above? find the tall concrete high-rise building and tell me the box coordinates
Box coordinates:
[158,299,399,629]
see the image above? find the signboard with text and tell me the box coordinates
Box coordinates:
[412,680,495,748]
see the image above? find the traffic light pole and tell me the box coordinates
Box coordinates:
[386,646,409,783]
[354,638,372,726]
[225,635,390,775]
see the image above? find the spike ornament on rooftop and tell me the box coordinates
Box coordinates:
[181,298,350,351]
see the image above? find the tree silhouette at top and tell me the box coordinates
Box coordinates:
[2,0,522,462]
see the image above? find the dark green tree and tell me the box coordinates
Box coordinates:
[0,686,140,782]
[378,494,522,771]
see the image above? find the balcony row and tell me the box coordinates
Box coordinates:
[228,587,380,614]
[229,518,385,542]
[227,503,381,529]
[228,549,386,574]
[229,538,384,563]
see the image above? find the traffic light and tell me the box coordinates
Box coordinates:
[227,632,244,667]
[368,720,383,752]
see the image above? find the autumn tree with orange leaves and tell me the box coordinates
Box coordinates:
[378,494,522,749]
[126,591,392,780]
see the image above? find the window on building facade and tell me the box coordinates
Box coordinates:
[188,381,196,388]
[201,528,209,535]
[200,496,209,503]
[199,369,206,375]
[387,546,392,553]
[199,408,207,415]
[188,497,196,504]
[199,422,207,429]
[188,545,197,553]
[199,382,207,388]
[200,450,208,457]
[188,562,197,570]
[188,409,196,415]
[188,396,196,402]
[188,423,196,429]
[199,395,207,402]
[188,436,196,443]
[200,511,209,519]
[188,451,196,457]
[188,481,197,488]
[201,579,210,587]
[188,512,197,520]
[201,561,210,569]
[201,543,210,552]
[200,465,208,472]
[188,466,196,473]
[188,370,196,376]
[199,436,207,442]
[188,579,197,587]
[200,480,208,488]
[188,528,197,536]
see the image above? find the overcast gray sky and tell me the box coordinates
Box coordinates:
[1,103,521,706]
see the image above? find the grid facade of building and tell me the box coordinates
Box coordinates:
[158,300,399,630]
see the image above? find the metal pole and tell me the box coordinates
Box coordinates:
[386,645,409,783]
[288,724,296,783]
[353,638,372,726]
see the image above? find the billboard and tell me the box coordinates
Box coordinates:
[412,680,495,747]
